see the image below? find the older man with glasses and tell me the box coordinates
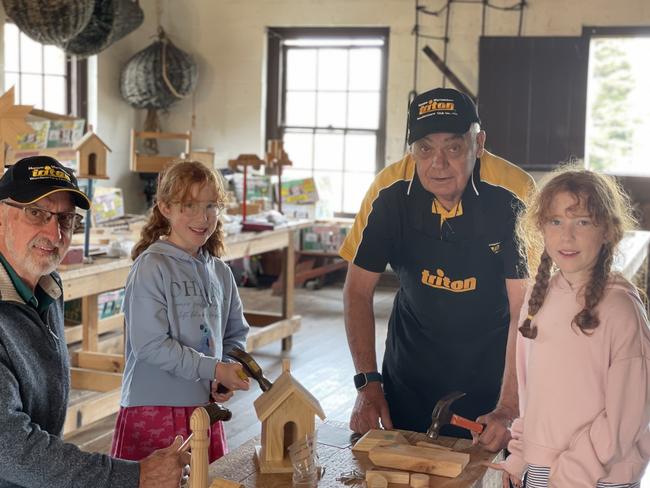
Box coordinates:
[0,156,189,488]
[340,88,536,451]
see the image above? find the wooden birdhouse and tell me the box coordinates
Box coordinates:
[75,130,111,179]
[253,362,326,473]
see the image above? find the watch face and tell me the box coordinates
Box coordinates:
[354,373,367,390]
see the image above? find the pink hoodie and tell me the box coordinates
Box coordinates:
[503,273,650,487]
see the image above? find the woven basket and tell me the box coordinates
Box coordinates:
[2,0,94,44]
[120,31,198,110]
[62,0,144,57]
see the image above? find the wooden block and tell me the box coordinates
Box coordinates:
[415,440,453,451]
[209,478,243,488]
[366,468,410,484]
[367,474,388,488]
[368,444,470,478]
[351,429,409,453]
[410,473,429,488]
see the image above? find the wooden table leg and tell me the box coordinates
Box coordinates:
[281,335,293,352]
[82,294,99,353]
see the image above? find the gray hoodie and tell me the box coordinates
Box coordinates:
[0,262,139,487]
[120,240,249,406]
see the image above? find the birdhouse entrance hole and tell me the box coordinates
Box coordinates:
[283,421,297,457]
[88,153,97,175]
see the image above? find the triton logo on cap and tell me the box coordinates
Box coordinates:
[29,165,72,183]
[418,99,456,119]
[407,88,480,144]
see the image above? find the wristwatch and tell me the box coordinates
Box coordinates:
[353,371,383,391]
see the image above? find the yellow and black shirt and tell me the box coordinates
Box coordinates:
[340,150,534,435]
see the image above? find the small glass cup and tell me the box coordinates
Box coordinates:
[288,432,320,487]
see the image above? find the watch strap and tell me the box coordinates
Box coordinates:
[354,371,382,391]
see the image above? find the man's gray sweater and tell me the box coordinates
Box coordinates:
[0,265,140,487]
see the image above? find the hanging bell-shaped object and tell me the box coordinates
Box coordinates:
[61,0,144,57]
[120,28,198,110]
[1,0,94,45]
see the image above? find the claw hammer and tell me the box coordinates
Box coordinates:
[426,391,485,439]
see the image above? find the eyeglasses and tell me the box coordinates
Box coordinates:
[173,201,223,218]
[2,201,83,232]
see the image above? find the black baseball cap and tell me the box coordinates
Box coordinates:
[407,87,481,144]
[0,156,91,210]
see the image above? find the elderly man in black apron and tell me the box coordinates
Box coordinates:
[339,87,534,451]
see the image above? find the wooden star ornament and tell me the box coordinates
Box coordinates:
[0,87,34,171]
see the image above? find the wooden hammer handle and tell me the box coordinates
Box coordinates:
[450,414,484,434]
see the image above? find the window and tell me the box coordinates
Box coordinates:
[585,35,650,176]
[267,28,389,214]
[3,22,87,118]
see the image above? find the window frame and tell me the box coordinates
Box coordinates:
[266,27,389,214]
[4,21,88,120]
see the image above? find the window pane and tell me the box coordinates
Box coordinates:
[343,172,375,213]
[313,170,342,211]
[286,49,316,90]
[345,133,376,172]
[20,33,42,74]
[21,74,43,108]
[285,91,315,127]
[317,49,347,90]
[4,23,19,72]
[44,45,66,75]
[4,73,19,99]
[347,92,379,129]
[349,48,381,91]
[44,75,66,114]
[586,37,650,176]
[283,130,313,169]
[314,133,344,171]
[316,92,346,128]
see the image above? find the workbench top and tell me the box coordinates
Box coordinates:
[209,420,503,487]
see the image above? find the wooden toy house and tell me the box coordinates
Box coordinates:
[253,365,326,473]
[75,131,111,179]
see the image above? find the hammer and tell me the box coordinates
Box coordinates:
[215,346,274,394]
[426,391,485,439]
[178,403,232,452]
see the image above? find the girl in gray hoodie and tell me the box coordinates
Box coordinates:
[111,161,250,463]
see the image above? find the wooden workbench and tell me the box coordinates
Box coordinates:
[208,420,503,487]
[62,220,312,434]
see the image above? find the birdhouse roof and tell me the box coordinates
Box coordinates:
[253,371,326,422]
[74,131,112,152]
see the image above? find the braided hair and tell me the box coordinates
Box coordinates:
[131,160,229,260]
[516,167,636,339]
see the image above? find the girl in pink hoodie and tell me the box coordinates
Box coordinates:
[487,168,650,488]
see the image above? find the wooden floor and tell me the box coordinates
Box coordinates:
[65,283,395,454]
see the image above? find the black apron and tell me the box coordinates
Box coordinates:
[382,172,511,436]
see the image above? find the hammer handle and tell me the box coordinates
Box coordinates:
[450,414,484,434]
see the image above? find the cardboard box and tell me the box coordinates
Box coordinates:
[283,201,332,220]
[301,224,349,253]
[280,177,319,204]
[92,187,125,225]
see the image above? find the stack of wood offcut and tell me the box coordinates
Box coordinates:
[351,429,470,488]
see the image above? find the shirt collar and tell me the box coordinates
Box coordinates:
[0,253,62,311]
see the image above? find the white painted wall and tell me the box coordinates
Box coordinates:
[2,1,649,212]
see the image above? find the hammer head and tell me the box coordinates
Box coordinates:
[204,403,232,424]
[228,347,273,392]
[426,391,466,439]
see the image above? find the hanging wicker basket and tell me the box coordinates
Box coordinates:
[1,0,94,45]
[120,29,198,110]
[62,0,144,57]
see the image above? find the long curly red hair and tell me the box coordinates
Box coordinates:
[131,161,229,260]
[516,166,637,339]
